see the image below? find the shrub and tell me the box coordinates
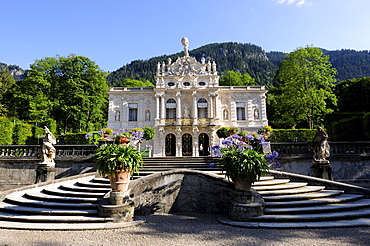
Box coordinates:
[0,117,14,145]
[13,123,33,145]
[142,127,155,140]
[269,129,316,142]
[216,127,230,139]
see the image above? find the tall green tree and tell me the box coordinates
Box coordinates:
[0,64,16,115]
[268,46,337,129]
[18,55,109,133]
[219,71,255,86]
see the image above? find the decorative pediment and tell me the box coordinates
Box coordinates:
[166,56,207,76]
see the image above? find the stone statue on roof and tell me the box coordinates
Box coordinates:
[181,37,189,57]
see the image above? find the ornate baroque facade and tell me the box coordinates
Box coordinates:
[107,38,268,157]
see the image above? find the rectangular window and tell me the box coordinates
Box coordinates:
[128,103,138,121]
[236,102,246,120]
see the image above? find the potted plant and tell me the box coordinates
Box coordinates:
[98,128,113,140]
[228,126,239,136]
[212,134,278,191]
[216,127,230,139]
[113,128,131,145]
[95,144,144,192]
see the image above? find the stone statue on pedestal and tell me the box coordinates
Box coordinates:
[40,126,57,166]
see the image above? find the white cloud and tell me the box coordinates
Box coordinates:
[275,0,310,7]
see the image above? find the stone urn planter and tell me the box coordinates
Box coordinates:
[110,170,131,192]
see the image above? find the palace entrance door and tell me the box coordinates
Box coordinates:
[198,133,210,156]
[182,133,192,156]
[165,134,176,156]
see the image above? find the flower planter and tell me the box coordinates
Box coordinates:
[232,178,252,191]
[109,170,131,192]
[141,150,151,157]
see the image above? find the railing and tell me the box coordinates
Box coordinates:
[0,145,97,158]
[271,142,370,158]
[1,142,369,159]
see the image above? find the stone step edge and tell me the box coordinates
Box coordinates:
[0,219,145,230]
[218,215,370,229]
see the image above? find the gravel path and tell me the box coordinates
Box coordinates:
[0,214,369,246]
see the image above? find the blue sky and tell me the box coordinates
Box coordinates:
[1,0,369,72]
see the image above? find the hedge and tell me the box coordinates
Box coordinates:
[268,129,317,142]
[13,123,33,145]
[0,117,14,145]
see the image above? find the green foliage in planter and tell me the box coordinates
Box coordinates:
[0,117,14,145]
[95,144,144,177]
[220,148,269,184]
[269,129,316,142]
[13,123,33,145]
[142,127,155,140]
[229,126,239,134]
[216,127,230,139]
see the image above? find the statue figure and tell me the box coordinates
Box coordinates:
[311,127,330,161]
[181,37,189,57]
[145,110,151,121]
[40,126,57,166]
[254,109,259,120]
[183,103,190,118]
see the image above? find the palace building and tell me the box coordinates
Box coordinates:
[107,38,268,157]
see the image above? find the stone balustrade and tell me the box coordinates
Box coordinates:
[0,145,96,159]
[0,142,369,159]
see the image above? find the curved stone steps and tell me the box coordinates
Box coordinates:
[41,187,106,198]
[252,207,370,222]
[265,199,370,214]
[59,184,111,193]
[0,212,113,223]
[258,186,325,196]
[23,191,102,204]
[265,193,364,207]
[218,215,370,229]
[0,219,145,230]
[253,182,308,191]
[0,203,96,215]
[3,196,98,209]
[263,189,344,202]
[75,180,111,189]
[252,179,290,186]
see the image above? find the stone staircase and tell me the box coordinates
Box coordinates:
[219,175,370,228]
[0,157,369,229]
[0,175,143,230]
[135,157,220,177]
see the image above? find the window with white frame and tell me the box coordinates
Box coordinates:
[128,103,138,121]
[236,102,246,120]
[197,98,208,118]
[166,99,176,119]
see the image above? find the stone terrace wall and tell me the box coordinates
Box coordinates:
[129,170,233,216]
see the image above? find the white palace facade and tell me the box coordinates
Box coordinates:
[107,38,268,157]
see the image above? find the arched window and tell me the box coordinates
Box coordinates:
[166,99,176,119]
[197,98,208,118]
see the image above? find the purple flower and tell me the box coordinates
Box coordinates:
[222,138,233,147]
[232,134,242,139]
[146,145,152,151]
[265,154,276,162]
[274,162,281,168]
[213,148,222,157]
[272,151,279,157]
[245,134,254,141]
[212,145,221,150]
[85,133,93,139]
[209,163,215,168]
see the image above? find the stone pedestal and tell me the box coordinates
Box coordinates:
[228,189,264,221]
[311,160,332,180]
[98,191,135,222]
[35,165,56,183]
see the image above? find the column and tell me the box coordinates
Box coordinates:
[192,92,198,124]
[161,94,165,123]
[176,93,182,125]
[155,95,160,120]
[209,94,213,119]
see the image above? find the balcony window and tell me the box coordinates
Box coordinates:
[128,103,138,121]
[166,99,176,119]
[236,102,246,120]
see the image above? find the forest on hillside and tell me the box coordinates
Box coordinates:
[106,43,370,87]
